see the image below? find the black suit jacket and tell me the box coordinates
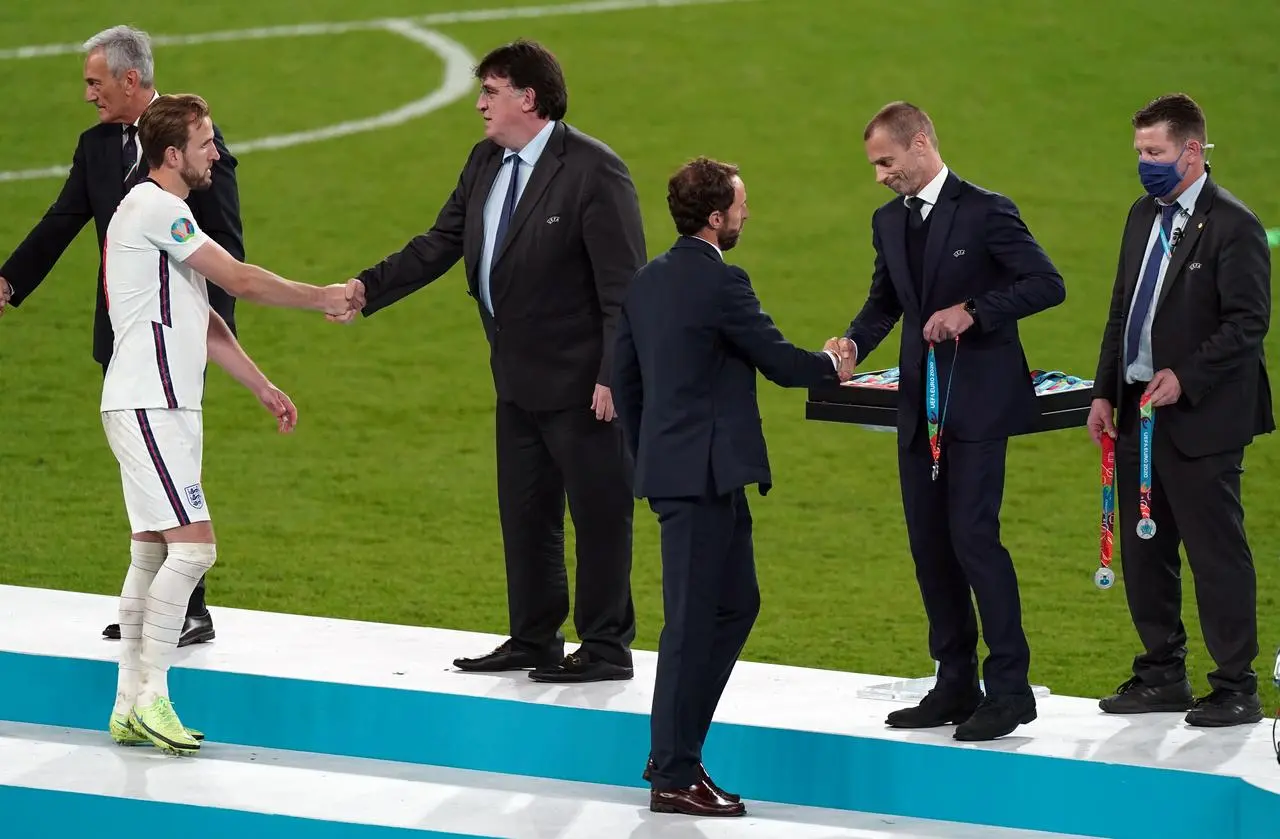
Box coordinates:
[2,115,244,364]
[357,122,647,412]
[845,171,1065,446]
[1092,176,1274,457]
[612,237,839,500]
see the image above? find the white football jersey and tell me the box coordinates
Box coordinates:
[101,179,213,412]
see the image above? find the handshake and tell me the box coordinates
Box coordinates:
[823,336,858,382]
[321,279,366,324]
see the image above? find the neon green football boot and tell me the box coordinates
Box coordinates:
[129,697,201,755]
[109,711,204,746]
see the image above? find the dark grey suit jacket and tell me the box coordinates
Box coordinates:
[1092,176,1275,457]
[357,121,647,412]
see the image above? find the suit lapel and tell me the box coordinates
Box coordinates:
[492,127,565,269]
[465,148,505,284]
[1122,199,1159,301]
[1155,180,1216,313]
[881,202,919,313]
[105,127,127,205]
[922,173,960,299]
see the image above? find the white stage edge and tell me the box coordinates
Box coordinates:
[0,584,1276,839]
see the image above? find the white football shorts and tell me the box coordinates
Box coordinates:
[102,408,210,533]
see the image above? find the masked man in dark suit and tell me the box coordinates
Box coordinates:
[341,40,646,684]
[1087,93,1273,727]
[615,157,851,817]
[833,101,1065,741]
[0,25,241,647]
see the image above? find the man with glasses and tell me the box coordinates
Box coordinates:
[338,39,647,685]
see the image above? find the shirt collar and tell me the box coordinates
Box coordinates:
[1162,170,1208,216]
[691,234,723,260]
[127,90,161,131]
[503,119,556,167]
[908,164,950,208]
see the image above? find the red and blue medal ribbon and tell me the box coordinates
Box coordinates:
[925,337,958,481]
[1096,433,1116,589]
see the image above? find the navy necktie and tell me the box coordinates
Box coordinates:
[491,155,522,266]
[1125,203,1180,368]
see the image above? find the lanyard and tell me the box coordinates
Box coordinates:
[1156,206,1186,258]
[1135,394,1157,539]
[1096,433,1116,590]
[925,337,959,481]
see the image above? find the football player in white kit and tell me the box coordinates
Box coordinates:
[101,93,360,754]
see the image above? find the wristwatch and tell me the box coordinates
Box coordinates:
[963,298,978,321]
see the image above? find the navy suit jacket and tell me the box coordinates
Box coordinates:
[845,171,1065,446]
[613,236,839,500]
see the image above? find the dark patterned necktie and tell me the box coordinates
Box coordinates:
[123,124,139,186]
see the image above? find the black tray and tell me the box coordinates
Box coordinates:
[805,368,1094,435]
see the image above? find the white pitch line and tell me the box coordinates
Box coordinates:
[232,21,475,154]
[0,0,757,60]
[0,23,475,183]
[0,0,756,184]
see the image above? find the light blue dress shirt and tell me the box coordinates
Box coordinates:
[1124,171,1207,384]
[477,120,557,314]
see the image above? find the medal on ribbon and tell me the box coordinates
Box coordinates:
[1096,433,1116,589]
[1136,394,1157,539]
[926,337,958,481]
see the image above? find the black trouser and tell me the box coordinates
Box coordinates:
[898,436,1031,698]
[101,361,207,618]
[495,399,636,665]
[1115,382,1258,694]
[648,487,759,789]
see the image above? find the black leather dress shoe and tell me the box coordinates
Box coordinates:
[954,694,1036,741]
[644,758,739,802]
[178,611,215,647]
[104,611,216,647]
[1098,677,1194,714]
[885,687,982,729]
[453,639,562,672]
[528,649,633,683]
[1185,689,1263,727]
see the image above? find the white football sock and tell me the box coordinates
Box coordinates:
[114,540,167,717]
[138,543,216,708]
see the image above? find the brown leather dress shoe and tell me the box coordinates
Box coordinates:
[650,778,745,817]
[643,758,739,802]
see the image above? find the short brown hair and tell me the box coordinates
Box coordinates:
[667,157,739,237]
[1132,93,1207,144]
[864,100,938,149]
[475,39,567,121]
[138,93,211,169]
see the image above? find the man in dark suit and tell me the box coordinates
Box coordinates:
[833,101,1065,741]
[342,40,645,683]
[0,25,240,647]
[614,157,850,817]
[1087,93,1273,727]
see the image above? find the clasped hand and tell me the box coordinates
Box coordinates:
[322,279,365,323]
[0,276,12,318]
[823,336,857,381]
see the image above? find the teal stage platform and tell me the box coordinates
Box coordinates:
[1,584,1276,838]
